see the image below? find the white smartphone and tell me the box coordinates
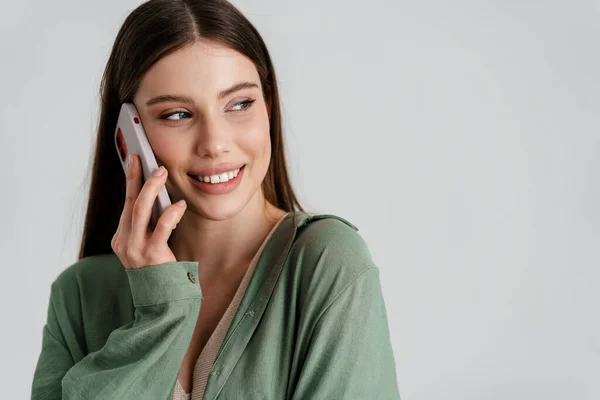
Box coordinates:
[114,103,172,232]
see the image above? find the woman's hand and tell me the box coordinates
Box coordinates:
[111,154,187,270]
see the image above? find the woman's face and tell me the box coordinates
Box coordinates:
[132,40,271,220]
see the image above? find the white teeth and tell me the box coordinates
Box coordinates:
[195,167,241,184]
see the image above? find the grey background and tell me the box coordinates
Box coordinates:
[1,0,598,399]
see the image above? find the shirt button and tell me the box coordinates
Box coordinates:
[187,272,196,283]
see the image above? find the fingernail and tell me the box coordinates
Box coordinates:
[127,155,133,174]
[176,200,186,207]
[153,166,165,176]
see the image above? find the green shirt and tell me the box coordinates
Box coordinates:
[31,212,401,399]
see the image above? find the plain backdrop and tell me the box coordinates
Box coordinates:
[1,0,599,399]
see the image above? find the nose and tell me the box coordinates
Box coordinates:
[195,117,231,159]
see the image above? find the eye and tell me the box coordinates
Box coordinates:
[229,99,256,112]
[158,99,256,121]
[159,111,191,121]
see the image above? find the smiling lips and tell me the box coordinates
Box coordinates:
[187,165,246,195]
[189,166,242,184]
[188,162,246,178]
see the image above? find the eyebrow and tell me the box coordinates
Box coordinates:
[144,81,260,107]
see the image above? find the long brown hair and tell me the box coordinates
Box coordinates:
[78,0,304,260]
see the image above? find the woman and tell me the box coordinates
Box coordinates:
[31,0,400,398]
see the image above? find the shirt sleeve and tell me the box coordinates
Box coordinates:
[290,267,401,400]
[31,261,201,400]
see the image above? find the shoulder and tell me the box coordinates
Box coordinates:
[293,212,374,268]
[50,253,128,301]
[288,212,379,298]
[44,254,133,355]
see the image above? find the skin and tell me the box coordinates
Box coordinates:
[132,39,288,391]
[132,38,287,281]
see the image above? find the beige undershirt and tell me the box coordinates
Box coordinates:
[172,212,289,400]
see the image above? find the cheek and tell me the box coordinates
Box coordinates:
[247,128,271,163]
[147,134,186,166]
[241,115,271,160]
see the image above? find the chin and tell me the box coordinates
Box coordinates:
[192,190,259,222]
[190,201,240,221]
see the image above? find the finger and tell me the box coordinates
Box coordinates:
[130,165,168,247]
[148,200,187,247]
[111,227,119,252]
[119,154,142,236]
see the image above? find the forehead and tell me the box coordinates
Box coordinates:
[134,40,259,102]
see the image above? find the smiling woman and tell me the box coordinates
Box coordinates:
[131,40,276,228]
[30,0,401,399]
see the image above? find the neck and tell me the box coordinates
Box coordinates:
[168,190,288,283]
